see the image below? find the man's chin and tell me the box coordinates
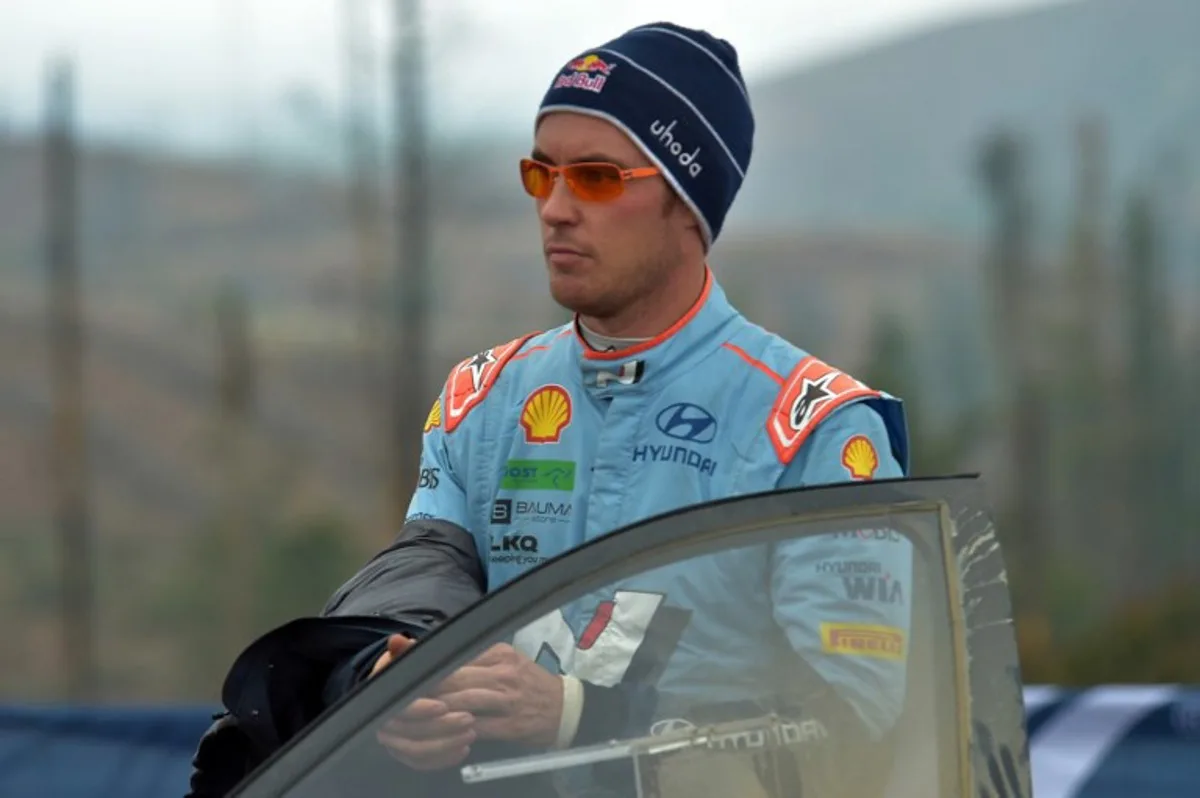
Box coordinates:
[547,279,610,318]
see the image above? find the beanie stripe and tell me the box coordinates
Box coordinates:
[630,26,750,102]
[598,47,746,179]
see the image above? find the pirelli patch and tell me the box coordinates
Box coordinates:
[443,332,538,433]
[768,356,881,464]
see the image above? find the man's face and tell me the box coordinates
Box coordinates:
[531,112,698,321]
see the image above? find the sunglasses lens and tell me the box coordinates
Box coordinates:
[566,163,624,201]
[520,159,553,198]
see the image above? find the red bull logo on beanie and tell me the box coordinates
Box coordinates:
[649,119,703,178]
[554,54,616,94]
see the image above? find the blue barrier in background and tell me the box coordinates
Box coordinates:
[1,687,1197,797]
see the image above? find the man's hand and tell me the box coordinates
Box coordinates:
[375,641,565,769]
[433,643,564,748]
[373,635,479,771]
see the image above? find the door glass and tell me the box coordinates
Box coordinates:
[267,498,966,798]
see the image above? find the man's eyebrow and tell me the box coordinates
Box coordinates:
[574,153,629,167]
[528,149,631,169]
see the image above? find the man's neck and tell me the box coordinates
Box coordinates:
[577,321,649,352]
[580,264,707,340]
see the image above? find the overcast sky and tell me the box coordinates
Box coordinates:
[0,0,1059,155]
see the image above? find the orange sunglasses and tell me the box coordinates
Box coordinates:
[519,158,660,202]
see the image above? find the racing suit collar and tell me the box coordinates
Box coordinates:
[574,267,738,396]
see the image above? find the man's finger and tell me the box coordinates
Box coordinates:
[376,728,474,769]
[382,711,474,741]
[433,665,500,696]
[394,698,449,720]
[438,688,512,716]
[467,643,515,666]
[387,634,417,657]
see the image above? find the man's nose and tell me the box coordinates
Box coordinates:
[539,176,580,227]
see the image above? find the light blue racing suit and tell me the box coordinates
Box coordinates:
[406,270,911,740]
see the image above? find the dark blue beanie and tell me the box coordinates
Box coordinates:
[536,22,754,248]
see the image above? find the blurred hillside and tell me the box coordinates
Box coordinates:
[737,0,1200,243]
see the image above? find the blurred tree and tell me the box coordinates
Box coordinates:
[859,310,981,478]
[1019,581,1200,684]
[253,512,364,631]
[1061,117,1110,526]
[1042,117,1118,624]
[1121,188,1176,587]
[151,506,362,699]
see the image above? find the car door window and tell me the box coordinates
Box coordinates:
[234,477,1029,798]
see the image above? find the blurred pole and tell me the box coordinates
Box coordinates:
[1122,190,1170,588]
[1061,118,1110,571]
[390,0,431,528]
[342,0,386,398]
[978,130,1048,609]
[214,283,258,660]
[43,58,96,700]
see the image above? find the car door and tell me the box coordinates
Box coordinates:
[232,476,1031,798]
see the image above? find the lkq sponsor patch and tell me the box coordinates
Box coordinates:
[649,119,702,178]
[490,532,545,567]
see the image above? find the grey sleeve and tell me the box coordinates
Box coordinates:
[321,518,486,627]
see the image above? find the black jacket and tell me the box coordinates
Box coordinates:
[186,519,486,797]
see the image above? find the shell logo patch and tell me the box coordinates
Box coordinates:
[841,435,879,480]
[423,398,441,433]
[521,385,572,444]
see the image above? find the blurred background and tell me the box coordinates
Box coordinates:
[0,0,1197,717]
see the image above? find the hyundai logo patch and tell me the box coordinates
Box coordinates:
[654,403,718,443]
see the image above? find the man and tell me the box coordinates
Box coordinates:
[333,19,912,773]
[188,21,912,797]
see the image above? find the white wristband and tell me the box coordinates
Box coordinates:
[555,675,584,749]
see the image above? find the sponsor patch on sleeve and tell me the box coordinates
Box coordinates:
[443,333,538,433]
[841,434,879,480]
[820,622,905,661]
[423,397,442,433]
[768,356,881,464]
